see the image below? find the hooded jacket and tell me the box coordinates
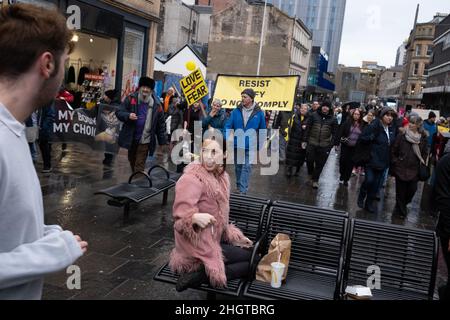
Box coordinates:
[169,163,248,287]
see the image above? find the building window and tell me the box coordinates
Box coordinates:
[415,44,422,56]
[412,63,419,76]
[393,72,396,78]
[122,27,145,96]
[426,45,433,56]
[410,84,416,95]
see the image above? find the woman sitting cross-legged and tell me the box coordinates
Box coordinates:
[169,138,255,292]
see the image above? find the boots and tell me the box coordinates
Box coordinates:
[176,265,208,292]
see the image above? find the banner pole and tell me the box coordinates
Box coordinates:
[256,0,268,76]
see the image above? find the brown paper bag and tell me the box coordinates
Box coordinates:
[256,233,291,283]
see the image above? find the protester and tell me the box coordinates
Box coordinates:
[303,100,339,189]
[423,111,438,152]
[169,139,254,291]
[0,3,87,299]
[37,101,56,173]
[225,88,266,194]
[161,87,177,114]
[391,115,428,218]
[116,76,167,172]
[273,110,291,164]
[433,151,450,301]
[285,104,309,177]
[202,99,227,136]
[357,107,396,213]
[338,108,364,186]
[99,89,121,166]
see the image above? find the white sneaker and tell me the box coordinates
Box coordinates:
[42,167,52,173]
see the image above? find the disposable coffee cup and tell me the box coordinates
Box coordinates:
[270,262,285,288]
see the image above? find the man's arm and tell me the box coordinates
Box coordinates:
[0,231,84,290]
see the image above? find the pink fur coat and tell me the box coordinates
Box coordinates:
[169,163,248,287]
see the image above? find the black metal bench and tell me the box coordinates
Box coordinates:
[153,194,271,298]
[94,166,181,222]
[343,219,439,300]
[243,205,349,300]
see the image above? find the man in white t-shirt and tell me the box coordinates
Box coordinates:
[0,3,87,299]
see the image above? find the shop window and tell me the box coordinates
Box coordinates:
[122,27,145,100]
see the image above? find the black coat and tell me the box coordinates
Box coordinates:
[115,92,167,154]
[391,131,428,182]
[303,109,339,148]
[285,112,308,166]
[359,119,396,171]
[434,153,450,238]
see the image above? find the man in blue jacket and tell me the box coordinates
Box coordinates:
[116,77,167,172]
[225,89,266,194]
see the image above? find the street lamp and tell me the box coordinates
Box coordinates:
[257,0,268,76]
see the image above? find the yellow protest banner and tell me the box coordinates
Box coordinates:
[212,75,299,111]
[180,69,209,106]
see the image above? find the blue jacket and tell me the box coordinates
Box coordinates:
[423,119,437,148]
[116,92,167,155]
[38,102,56,141]
[359,118,396,170]
[225,104,266,150]
[202,107,227,135]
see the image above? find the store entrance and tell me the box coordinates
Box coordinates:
[65,32,118,109]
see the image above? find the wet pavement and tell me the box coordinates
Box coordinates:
[35,143,447,300]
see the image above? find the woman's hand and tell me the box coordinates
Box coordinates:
[234,236,253,248]
[192,213,216,229]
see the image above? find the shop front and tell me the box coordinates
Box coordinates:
[15,0,160,106]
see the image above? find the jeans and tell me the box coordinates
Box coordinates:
[28,142,38,162]
[235,149,252,194]
[359,167,384,206]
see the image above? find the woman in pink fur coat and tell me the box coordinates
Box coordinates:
[169,138,255,291]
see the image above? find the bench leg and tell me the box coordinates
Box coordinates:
[206,292,216,300]
[162,190,168,206]
[123,202,130,223]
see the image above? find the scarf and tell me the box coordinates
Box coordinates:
[405,128,425,165]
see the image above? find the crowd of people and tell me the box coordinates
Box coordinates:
[0,2,449,301]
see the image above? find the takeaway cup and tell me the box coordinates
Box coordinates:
[270,262,285,288]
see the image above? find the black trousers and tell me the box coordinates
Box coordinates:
[38,139,52,169]
[440,236,450,300]
[339,144,356,182]
[394,178,418,216]
[221,243,256,280]
[306,146,331,182]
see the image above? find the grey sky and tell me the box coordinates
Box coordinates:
[339,0,449,68]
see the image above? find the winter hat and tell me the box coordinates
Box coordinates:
[321,100,332,108]
[379,106,397,119]
[428,111,437,119]
[138,76,155,90]
[241,88,256,100]
[104,89,118,101]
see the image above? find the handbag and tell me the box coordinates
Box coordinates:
[418,155,430,182]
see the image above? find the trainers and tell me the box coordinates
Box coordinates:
[312,182,319,189]
[42,167,52,173]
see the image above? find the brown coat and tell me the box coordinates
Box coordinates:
[391,131,428,182]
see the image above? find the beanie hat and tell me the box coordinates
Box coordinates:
[379,106,397,119]
[104,89,118,101]
[241,88,256,100]
[321,100,332,108]
[428,111,437,119]
[138,77,155,90]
